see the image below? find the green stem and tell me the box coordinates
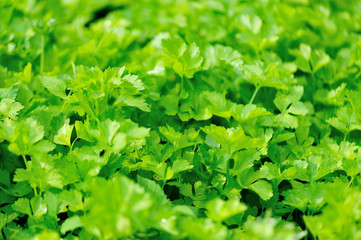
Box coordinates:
[22,155,38,195]
[310,73,316,102]
[60,89,73,112]
[180,76,185,97]
[249,86,260,104]
[343,131,349,142]
[22,155,29,169]
[346,176,355,189]
[70,137,78,151]
[40,35,45,73]
[304,208,311,239]
[162,180,167,189]
[286,208,295,221]
[72,62,77,78]
[186,77,195,90]
[225,158,231,186]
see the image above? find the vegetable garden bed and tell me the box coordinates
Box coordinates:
[1,0,361,239]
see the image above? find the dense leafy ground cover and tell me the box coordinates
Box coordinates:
[1,0,361,239]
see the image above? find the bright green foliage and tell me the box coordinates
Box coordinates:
[1,0,361,239]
